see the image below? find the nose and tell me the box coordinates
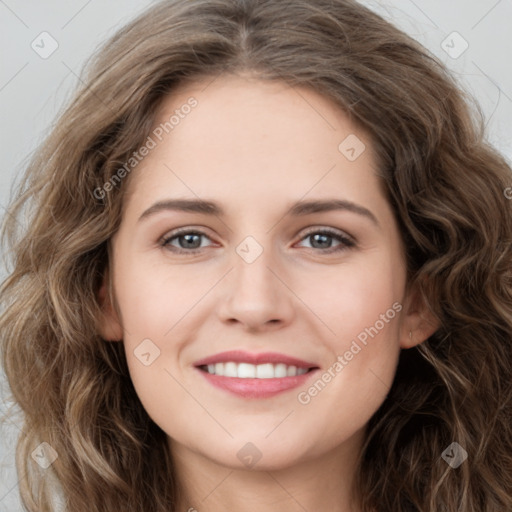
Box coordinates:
[216,240,296,332]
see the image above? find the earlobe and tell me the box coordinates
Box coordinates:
[401,313,439,349]
[399,280,440,349]
[96,268,123,342]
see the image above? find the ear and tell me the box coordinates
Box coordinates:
[97,267,123,342]
[399,279,440,349]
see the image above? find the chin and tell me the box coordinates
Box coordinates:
[204,435,316,471]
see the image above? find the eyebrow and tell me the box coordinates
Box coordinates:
[138,198,380,227]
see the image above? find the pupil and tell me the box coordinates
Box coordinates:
[182,234,200,248]
[312,233,331,248]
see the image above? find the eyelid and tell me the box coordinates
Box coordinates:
[158,226,216,250]
[298,226,355,244]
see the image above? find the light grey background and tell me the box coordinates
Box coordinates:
[1,1,511,510]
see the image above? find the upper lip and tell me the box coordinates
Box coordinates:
[194,350,318,369]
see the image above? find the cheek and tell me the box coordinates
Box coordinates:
[114,260,211,424]
[294,259,403,443]
[115,254,208,336]
[308,248,404,346]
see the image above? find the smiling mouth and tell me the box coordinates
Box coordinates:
[198,362,318,378]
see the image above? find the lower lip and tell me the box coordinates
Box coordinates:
[196,368,319,398]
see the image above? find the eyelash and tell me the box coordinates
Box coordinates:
[159,227,356,255]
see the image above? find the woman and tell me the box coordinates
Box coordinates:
[1,0,511,510]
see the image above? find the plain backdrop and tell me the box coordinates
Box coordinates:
[1,1,511,510]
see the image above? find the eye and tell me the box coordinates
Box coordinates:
[160,226,356,255]
[160,228,214,253]
[295,228,356,253]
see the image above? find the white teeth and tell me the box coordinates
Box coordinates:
[274,363,288,378]
[237,363,256,378]
[224,362,238,377]
[204,362,311,378]
[256,363,274,378]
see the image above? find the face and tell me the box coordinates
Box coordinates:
[100,74,431,472]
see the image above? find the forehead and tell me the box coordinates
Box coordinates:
[122,74,384,217]
[151,73,373,159]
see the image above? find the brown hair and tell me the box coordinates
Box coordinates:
[1,0,511,510]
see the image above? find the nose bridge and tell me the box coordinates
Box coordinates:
[232,234,279,299]
[217,233,295,327]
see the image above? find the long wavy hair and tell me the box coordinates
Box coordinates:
[1,0,511,510]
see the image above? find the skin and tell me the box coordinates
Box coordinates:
[98,74,438,512]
